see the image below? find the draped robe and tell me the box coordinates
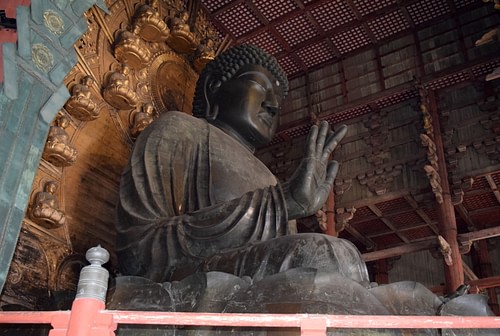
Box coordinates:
[116,112,368,284]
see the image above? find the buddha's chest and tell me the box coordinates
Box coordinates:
[209,130,277,203]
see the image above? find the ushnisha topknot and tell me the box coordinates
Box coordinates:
[192,44,289,118]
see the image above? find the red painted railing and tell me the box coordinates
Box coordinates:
[0,246,498,335]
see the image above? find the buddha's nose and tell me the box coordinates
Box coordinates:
[263,91,280,116]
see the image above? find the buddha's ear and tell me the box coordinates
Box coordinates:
[202,74,221,121]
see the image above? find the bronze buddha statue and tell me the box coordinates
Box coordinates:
[116,44,367,284]
[111,45,497,335]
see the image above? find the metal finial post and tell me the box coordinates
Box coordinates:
[76,245,110,301]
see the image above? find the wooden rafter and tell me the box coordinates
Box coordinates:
[367,204,409,244]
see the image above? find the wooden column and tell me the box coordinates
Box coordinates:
[428,90,464,294]
[325,189,337,237]
[472,240,500,315]
[374,259,390,285]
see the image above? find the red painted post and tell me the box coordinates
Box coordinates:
[66,246,116,336]
[428,90,464,294]
[301,318,327,335]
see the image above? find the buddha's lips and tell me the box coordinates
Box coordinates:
[258,111,274,128]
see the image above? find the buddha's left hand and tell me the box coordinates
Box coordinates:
[283,122,347,219]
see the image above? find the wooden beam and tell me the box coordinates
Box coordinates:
[367,204,410,243]
[455,203,476,231]
[362,239,436,262]
[345,224,376,251]
[467,275,500,289]
[459,226,500,243]
[404,195,439,234]
[485,174,500,204]
[462,261,479,281]
[362,226,500,262]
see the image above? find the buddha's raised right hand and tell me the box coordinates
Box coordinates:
[283,122,347,219]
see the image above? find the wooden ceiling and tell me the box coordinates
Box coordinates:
[200,0,500,257]
[202,0,478,77]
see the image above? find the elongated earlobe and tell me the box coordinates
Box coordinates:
[203,74,221,120]
[206,104,218,121]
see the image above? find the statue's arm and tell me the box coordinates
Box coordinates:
[282,122,347,220]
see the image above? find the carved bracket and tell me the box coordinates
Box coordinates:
[335,207,356,232]
[357,165,402,196]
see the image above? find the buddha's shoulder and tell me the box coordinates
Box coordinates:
[149,111,206,136]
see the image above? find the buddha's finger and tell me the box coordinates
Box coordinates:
[322,125,347,162]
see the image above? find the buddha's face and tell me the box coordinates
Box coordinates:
[211,65,283,149]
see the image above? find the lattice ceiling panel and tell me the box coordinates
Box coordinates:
[406,0,451,26]
[454,0,477,9]
[376,89,417,109]
[388,211,424,229]
[296,40,335,68]
[254,0,298,22]
[215,2,262,38]
[351,206,375,220]
[463,192,499,212]
[352,0,396,17]
[352,218,390,236]
[367,9,410,41]
[331,25,371,54]
[472,59,500,78]
[277,55,301,77]
[492,172,500,186]
[470,209,500,228]
[202,0,232,12]
[310,1,356,32]
[324,105,372,125]
[281,125,310,139]
[275,13,319,47]
[401,226,435,240]
[243,30,285,55]
[425,72,470,90]
[202,0,483,77]
[469,175,490,191]
[375,197,413,213]
[422,206,439,221]
[371,233,403,248]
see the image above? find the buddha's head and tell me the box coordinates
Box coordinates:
[44,181,57,194]
[192,44,289,150]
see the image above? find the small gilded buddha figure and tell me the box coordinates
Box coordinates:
[64,76,100,121]
[30,181,66,229]
[42,115,78,167]
[132,0,169,42]
[130,103,156,138]
[193,37,216,72]
[168,10,196,53]
[114,26,151,70]
[103,64,139,110]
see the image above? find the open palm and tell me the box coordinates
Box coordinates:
[284,121,347,219]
